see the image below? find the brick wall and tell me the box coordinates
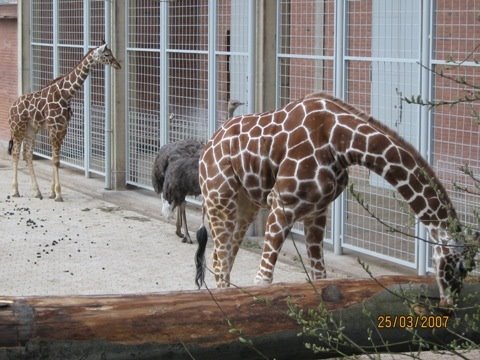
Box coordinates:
[0,4,17,141]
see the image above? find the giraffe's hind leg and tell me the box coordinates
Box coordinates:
[23,125,43,199]
[209,209,237,287]
[208,190,259,287]
[228,189,260,274]
[9,117,28,198]
[10,139,22,198]
[303,208,329,280]
[205,194,241,288]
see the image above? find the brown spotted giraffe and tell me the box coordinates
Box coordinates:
[8,43,121,202]
[195,92,478,306]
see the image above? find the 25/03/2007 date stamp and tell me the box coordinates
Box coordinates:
[377,315,449,329]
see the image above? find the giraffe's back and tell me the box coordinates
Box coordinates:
[201,96,342,208]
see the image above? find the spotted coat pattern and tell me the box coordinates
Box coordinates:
[198,92,470,306]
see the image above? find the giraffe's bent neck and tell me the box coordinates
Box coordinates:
[319,95,459,241]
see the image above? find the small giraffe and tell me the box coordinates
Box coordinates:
[195,92,478,306]
[8,43,121,202]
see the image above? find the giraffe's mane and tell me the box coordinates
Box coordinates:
[305,92,456,217]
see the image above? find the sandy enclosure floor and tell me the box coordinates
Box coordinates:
[0,158,309,296]
[0,151,418,297]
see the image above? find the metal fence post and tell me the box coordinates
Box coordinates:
[208,0,217,137]
[417,0,432,276]
[247,0,256,112]
[104,0,112,189]
[52,0,59,78]
[333,0,346,256]
[83,0,91,177]
[160,0,169,146]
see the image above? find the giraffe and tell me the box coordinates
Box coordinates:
[195,91,478,306]
[8,43,121,202]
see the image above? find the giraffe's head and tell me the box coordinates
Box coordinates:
[432,229,479,306]
[93,43,121,70]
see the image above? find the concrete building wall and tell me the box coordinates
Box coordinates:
[0,3,17,140]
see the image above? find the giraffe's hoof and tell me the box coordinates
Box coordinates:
[254,276,273,286]
[34,193,43,200]
[54,196,64,202]
[12,192,20,198]
[176,231,184,238]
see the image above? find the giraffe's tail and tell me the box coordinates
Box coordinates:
[7,139,13,155]
[195,225,208,289]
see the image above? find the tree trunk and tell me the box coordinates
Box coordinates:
[1,275,479,359]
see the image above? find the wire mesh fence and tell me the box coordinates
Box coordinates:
[125,0,253,188]
[30,0,107,175]
[341,0,422,267]
[26,0,479,275]
[276,0,480,272]
[430,0,480,272]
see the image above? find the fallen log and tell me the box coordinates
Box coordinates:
[0,275,479,359]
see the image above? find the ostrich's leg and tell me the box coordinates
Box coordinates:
[180,202,193,244]
[175,204,184,238]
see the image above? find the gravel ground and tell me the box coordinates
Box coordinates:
[0,157,310,296]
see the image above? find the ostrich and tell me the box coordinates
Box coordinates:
[152,136,204,243]
[152,100,244,243]
[161,156,203,243]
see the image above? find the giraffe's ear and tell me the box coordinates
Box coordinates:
[97,43,107,53]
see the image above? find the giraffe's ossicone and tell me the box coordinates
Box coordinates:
[195,92,478,307]
[8,43,121,202]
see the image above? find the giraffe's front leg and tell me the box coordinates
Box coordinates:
[50,143,63,202]
[303,209,328,280]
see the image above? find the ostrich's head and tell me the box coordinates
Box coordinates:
[227,99,244,118]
